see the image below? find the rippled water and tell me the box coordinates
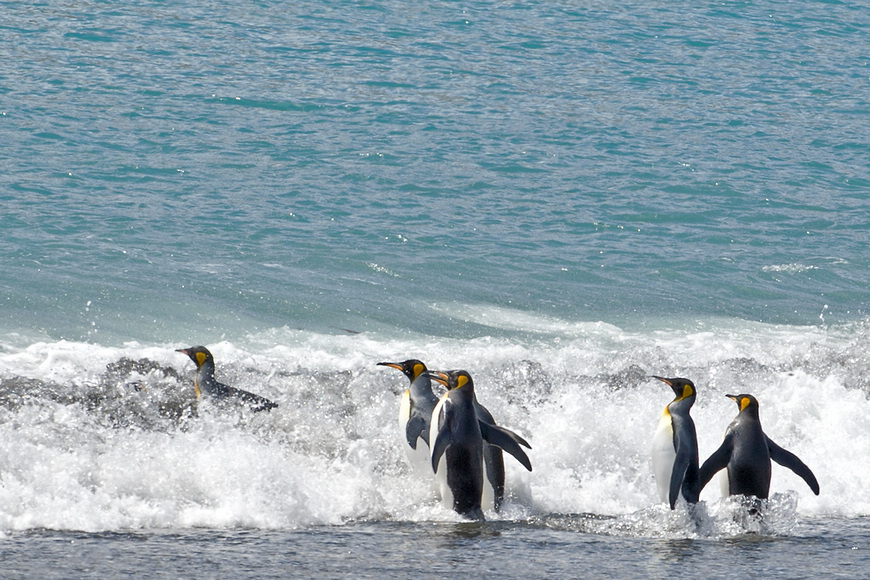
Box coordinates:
[1,0,868,576]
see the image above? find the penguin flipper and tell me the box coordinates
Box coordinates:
[405,414,428,450]
[767,436,820,495]
[507,428,532,450]
[668,447,691,510]
[479,422,532,472]
[699,438,732,492]
[430,413,452,474]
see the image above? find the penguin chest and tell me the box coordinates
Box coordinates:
[652,412,676,504]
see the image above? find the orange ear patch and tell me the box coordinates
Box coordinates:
[456,374,468,389]
[196,351,207,367]
[413,363,425,378]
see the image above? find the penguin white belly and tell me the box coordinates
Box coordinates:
[652,412,676,504]
[399,389,411,434]
[720,470,731,497]
[430,394,450,507]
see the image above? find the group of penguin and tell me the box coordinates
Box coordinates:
[176,347,820,522]
[652,376,819,513]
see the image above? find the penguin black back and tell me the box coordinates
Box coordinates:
[176,346,278,412]
[699,394,819,499]
[428,369,487,520]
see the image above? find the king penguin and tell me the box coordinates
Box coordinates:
[427,370,532,519]
[699,394,820,499]
[376,359,440,478]
[176,346,278,412]
[651,376,700,509]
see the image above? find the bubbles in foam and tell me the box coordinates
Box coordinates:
[0,314,867,533]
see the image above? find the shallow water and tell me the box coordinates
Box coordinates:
[2,517,867,579]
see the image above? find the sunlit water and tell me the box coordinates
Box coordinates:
[2,0,869,576]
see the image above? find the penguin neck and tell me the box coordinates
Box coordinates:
[740,406,760,421]
[196,361,216,389]
[450,385,475,404]
[668,395,695,416]
[410,376,438,404]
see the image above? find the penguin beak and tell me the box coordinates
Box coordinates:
[176,348,190,356]
[376,362,403,371]
[653,376,682,398]
[725,394,738,401]
[423,371,449,386]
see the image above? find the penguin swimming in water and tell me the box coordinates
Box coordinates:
[651,376,700,509]
[698,394,819,499]
[377,359,440,477]
[176,346,278,412]
[427,370,532,520]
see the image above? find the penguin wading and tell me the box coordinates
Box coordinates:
[651,376,700,509]
[427,370,532,520]
[377,359,440,478]
[176,346,278,412]
[699,394,820,499]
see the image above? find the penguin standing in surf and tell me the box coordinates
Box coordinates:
[427,369,532,520]
[176,346,278,412]
[698,394,820,499]
[377,359,440,477]
[651,376,700,509]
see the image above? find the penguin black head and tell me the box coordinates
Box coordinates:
[653,376,696,402]
[425,369,473,391]
[377,359,427,382]
[176,346,213,370]
[726,393,759,413]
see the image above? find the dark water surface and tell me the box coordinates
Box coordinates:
[2,518,866,579]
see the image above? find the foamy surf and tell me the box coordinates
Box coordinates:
[0,315,866,533]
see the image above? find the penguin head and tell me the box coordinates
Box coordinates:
[425,369,474,392]
[726,393,759,413]
[653,376,696,403]
[176,346,214,370]
[377,359,427,382]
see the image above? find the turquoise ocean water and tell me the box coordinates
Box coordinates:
[1,1,870,577]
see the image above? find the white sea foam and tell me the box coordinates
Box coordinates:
[0,314,866,534]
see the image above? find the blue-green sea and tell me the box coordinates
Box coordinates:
[1,1,869,577]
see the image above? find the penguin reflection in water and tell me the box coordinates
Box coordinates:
[699,394,819,504]
[176,346,278,412]
[426,370,532,520]
[651,376,700,510]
